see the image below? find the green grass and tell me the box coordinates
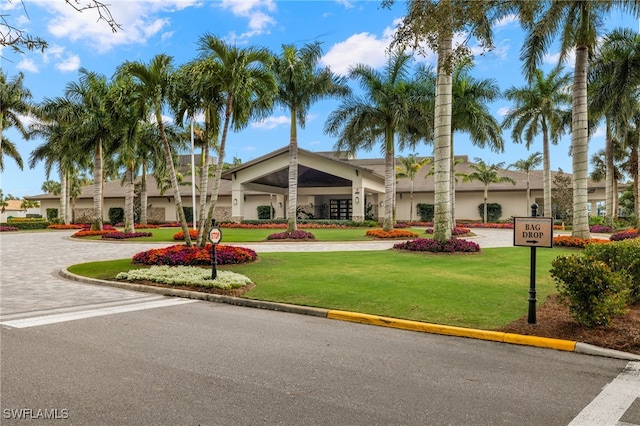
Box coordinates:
[79,227,426,243]
[67,246,572,330]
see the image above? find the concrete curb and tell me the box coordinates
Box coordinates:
[60,269,640,361]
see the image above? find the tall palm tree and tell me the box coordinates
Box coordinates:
[324,49,416,231]
[589,28,640,226]
[508,151,543,211]
[120,54,193,245]
[464,158,516,223]
[396,154,431,223]
[196,34,276,238]
[272,42,350,232]
[517,0,640,239]
[1,71,32,171]
[62,69,113,230]
[387,0,507,242]
[501,68,572,219]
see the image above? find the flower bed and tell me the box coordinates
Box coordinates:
[267,230,316,240]
[135,224,161,229]
[116,266,252,290]
[132,244,257,266]
[590,225,613,233]
[610,229,639,241]
[552,235,609,248]
[393,238,480,253]
[173,229,200,240]
[0,226,19,232]
[72,230,114,237]
[366,229,419,239]
[424,227,471,236]
[47,224,84,230]
[460,222,514,229]
[101,231,152,240]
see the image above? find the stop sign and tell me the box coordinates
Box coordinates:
[209,227,222,244]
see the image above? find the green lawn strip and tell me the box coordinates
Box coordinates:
[67,246,570,330]
[76,227,428,243]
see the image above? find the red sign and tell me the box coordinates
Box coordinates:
[209,227,222,244]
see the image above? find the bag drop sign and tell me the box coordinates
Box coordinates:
[513,217,553,248]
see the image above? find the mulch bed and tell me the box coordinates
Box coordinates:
[497,294,640,355]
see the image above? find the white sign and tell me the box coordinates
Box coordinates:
[513,217,553,248]
[209,227,222,244]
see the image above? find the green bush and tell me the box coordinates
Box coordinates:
[257,205,274,220]
[477,203,502,222]
[584,238,640,305]
[550,254,629,327]
[416,203,434,222]
[3,219,49,229]
[182,207,193,223]
[108,207,124,225]
[46,208,58,221]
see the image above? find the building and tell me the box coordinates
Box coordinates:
[27,146,608,224]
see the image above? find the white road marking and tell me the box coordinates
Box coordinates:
[568,361,640,426]
[0,298,197,329]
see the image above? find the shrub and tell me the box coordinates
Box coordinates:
[550,254,629,327]
[366,229,419,239]
[72,230,113,237]
[46,208,58,221]
[47,224,84,230]
[173,229,200,241]
[257,205,274,220]
[477,203,502,223]
[132,244,257,266]
[0,226,19,232]
[589,225,613,233]
[101,232,152,239]
[609,228,639,241]
[267,230,316,240]
[3,219,48,230]
[108,208,124,226]
[584,238,640,305]
[393,238,480,253]
[182,207,194,224]
[416,203,434,222]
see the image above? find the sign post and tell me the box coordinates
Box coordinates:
[209,219,222,280]
[513,204,553,324]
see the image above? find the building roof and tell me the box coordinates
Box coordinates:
[1,200,26,212]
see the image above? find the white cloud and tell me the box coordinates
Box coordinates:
[217,0,276,41]
[335,0,356,9]
[494,14,518,29]
[17,58,39,73]
[321,32,391,75]
[591,126,605,139]
[496,107,511,117]
[543,49,576,69]
[252,115,289,130]
[55,54,81,72]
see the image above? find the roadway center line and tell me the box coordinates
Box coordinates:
[0,298,197,329]
[568,361,640,426]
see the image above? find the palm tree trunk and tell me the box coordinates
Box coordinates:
[140,163,148,225]
[526,172,531,209]
[571,46,591,239]
[124,165,134,233]
[287,109,298,232]
[542,125,552,218]
[483,185,489,223]
[449,139,456,226]
[60,170,68,225]
[205,97,232,234]
[91,139,103,230]
[433,31,453,242]
[633,143,640,224]
[409,180,414,224]
[605,120,614,227]
[196,149,210,248]
[157,113,192,246]
[382,140,395,231]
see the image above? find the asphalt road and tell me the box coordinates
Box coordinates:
[1,230,638,425]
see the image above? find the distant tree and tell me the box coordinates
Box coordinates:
[508,152,543,211]
[552,169,574,224]
[1,71,32,171]
[464,158,516,223]
[1,0,120,53]
[396,154,431,223]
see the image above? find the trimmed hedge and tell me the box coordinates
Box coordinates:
[2,219,48,229]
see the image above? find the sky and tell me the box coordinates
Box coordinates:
[1,0,638,199]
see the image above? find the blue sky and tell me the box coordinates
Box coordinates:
[1,0,638,198]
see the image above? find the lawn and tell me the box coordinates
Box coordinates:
[80,226,427,242]
[67,246,572,330]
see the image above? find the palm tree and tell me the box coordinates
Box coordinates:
[517,0,640,239]
[1,71,32,171]
[120,54,193,245]
[589,28,640,226]
[508,152,543,211]
[464,158,516,223]
[196,34,276,239]
[387,0,507,242]
[272,42,350,232]
[396,154,431,223]
[501,68,572,219]
[324,49,416,231]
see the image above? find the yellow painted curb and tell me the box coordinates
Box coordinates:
[327,310,577,352]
